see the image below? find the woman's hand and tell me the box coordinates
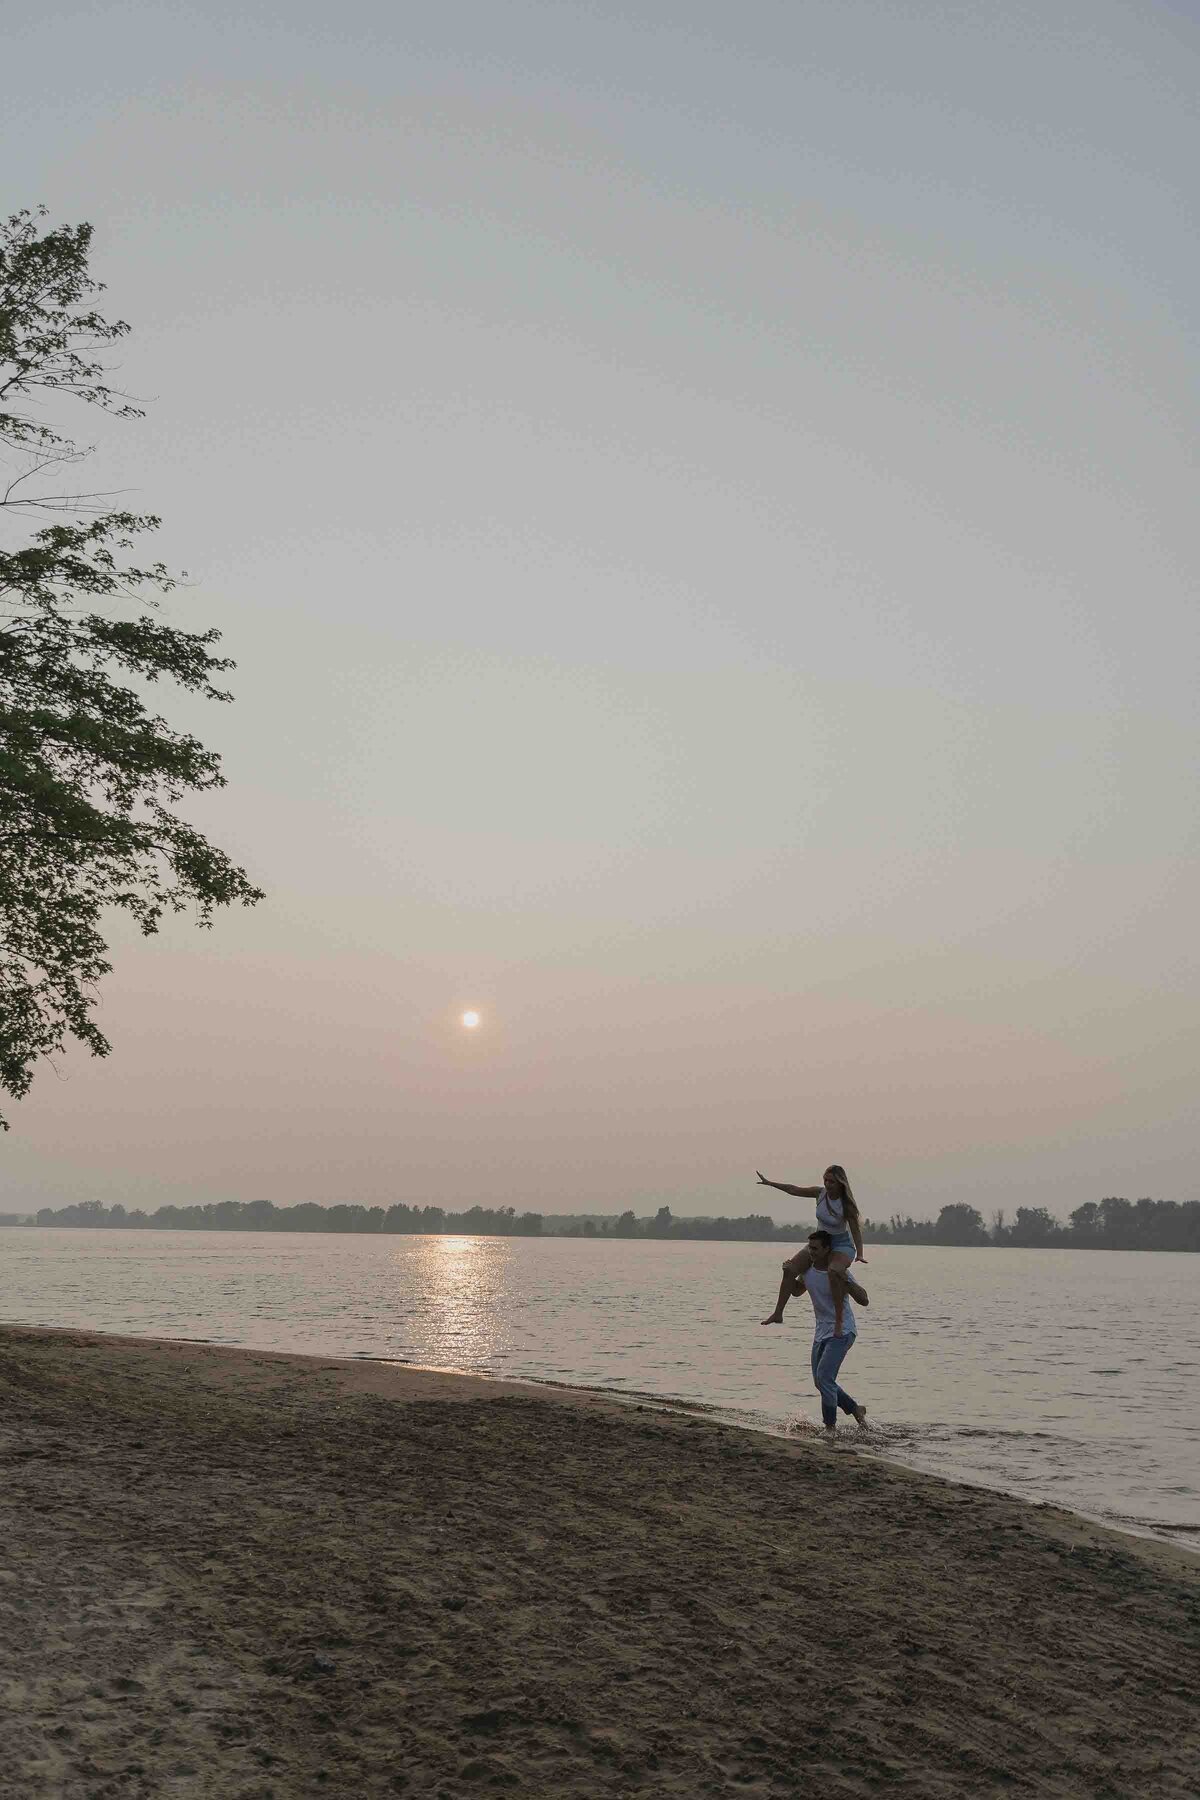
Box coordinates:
[756,1171,769,1184]
[855,1252,868,1264]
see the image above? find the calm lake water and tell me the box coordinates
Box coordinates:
[3,1229,1197,1549]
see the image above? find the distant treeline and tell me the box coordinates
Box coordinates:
[16,1200,788,1240]
[867,1198,1199,1252]
[7,1194,1196,1249]
[20,1200,546,1236]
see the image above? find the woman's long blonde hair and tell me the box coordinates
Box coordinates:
[824,1164,859,1226]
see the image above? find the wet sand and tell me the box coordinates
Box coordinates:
[1,1324,1197,1798]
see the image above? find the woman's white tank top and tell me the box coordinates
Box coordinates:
[815,1187,850,1236]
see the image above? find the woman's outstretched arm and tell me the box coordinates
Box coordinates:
[755,1172,823,1198]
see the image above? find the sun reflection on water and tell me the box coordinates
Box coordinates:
[411,1234,508,1367]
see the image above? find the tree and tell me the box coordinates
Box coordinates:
[1068,1201,1100,1243]
[0,208,262,1125]
[1008,1206,1061,1247]
[933,1203,988,1245]
[1094,1196,1133,1245]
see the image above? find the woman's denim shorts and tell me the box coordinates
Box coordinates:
[827,1232,855,1259]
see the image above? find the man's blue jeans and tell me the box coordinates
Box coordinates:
[811,1332,859,1428]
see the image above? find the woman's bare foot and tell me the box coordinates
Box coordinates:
[765,1258,806,1326]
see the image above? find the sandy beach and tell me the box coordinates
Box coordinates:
[1,1325,1197,1799]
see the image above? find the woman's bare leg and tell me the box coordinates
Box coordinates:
[761,1248,812,1324]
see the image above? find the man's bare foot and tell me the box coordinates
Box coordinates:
[852,1404,868,1427]
[760,1311,785,1325]
[822,1424,837,1438]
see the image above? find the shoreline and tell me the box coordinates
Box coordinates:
[3,1322,1198,1798]
[5,1315,1196,1559]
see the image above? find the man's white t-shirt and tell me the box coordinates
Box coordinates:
[804,1267,856,1343]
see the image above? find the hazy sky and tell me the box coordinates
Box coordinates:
[3,1,1197,1222]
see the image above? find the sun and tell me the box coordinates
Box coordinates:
[461,1010,481,1030]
